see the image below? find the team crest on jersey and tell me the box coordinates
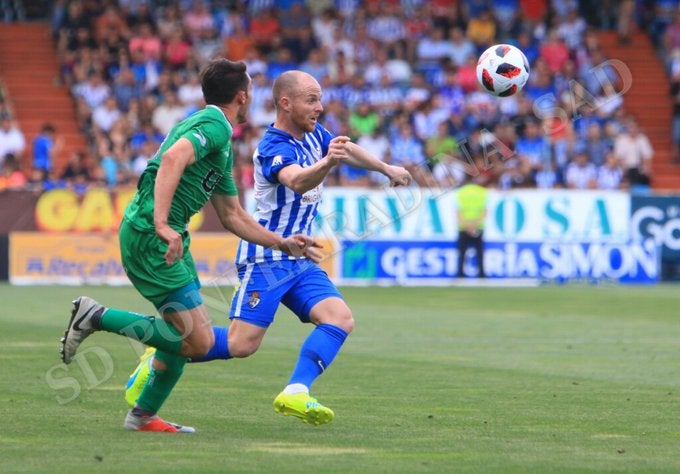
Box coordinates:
[272,155,283,166]
[248,291,260,309]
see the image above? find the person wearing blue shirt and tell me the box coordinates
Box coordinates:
[32,123,58,179]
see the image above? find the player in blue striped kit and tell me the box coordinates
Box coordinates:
[126,70,411,425]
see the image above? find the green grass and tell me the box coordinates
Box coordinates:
[1,283,679,473]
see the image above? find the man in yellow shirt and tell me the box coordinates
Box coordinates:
[456,177,489,278]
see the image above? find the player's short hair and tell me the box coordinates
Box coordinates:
[200,59,249,106]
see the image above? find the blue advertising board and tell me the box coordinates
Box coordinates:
[631,195,680,280]
[340,240,658,284]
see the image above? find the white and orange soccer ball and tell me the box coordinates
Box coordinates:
[476,44,530,97]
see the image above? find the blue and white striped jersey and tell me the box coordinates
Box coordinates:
[235,123,333,265]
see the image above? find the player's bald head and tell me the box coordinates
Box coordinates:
[272,71,319,107]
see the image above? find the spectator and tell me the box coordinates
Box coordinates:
[426,121,460,169]
[32,123,62,180]
[613,118,653,188]
[447,26,476,67]
[129,22,161,62]
[283,25,319,64]
[112,67,145,112]
[582,122,612,167]
[356,126,391,187]
[390,122,431,186]
[251,98,277,130]
[155,3,182,40]
[223,19,254,62]
[534,160,563,189]
[249,7,280,54]
[0,117,26,163]
[556,8,587,53]
[466,8,497,50]
[60,149,92,193]
[367,74,404,119]
[163,28,192,71]
[177,72,204,110]
[130,140,156,177]
[416,26,451,73]
[539,29,570,74]
[596,151,625,190]
[0,154,27,190]
[93,4,129,44]
[182,0,215,43]
[565,150,598,189]
[338,162,372,187]
[266,48,297,81]
[515,119,550,175]
[365,2,406,52]
[456,54,480,94]
[300,48,329,82]
[92,96,122,134]
[348,103,381,137]
[432,151,466,188]
[413,94,450,142]
[672,71,680,162]
[151,90,186,136]
[194,26,224,65]
[311,8,338,49]
[403,72,432,111]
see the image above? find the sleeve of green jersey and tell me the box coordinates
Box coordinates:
[214,161,238,196]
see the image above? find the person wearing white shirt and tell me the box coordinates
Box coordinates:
[613,119,653,187]
[0,118,25,162]
[565,151,597,189]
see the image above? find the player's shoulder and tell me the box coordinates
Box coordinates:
[258,126,295,156]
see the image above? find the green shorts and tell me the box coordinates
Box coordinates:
[119,218,199,308]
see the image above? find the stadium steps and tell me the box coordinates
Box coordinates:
[0,22,86,176]
[598,30,679,191]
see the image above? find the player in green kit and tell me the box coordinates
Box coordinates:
[59,59,319,433]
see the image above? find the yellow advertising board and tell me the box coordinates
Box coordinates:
[10,232,337,285]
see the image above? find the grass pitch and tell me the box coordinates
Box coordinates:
[1,283,679,473]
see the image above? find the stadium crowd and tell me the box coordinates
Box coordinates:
[0,0,668,194]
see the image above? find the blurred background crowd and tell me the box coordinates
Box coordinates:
[0,0,674,195]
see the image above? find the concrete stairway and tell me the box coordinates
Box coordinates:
[598,30,678,191]
[0,22,86,176]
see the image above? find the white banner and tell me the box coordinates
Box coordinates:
[245,188,631,243]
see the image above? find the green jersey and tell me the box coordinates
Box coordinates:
[124,105,239,233]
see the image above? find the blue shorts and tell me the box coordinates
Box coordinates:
[229,259,343,328]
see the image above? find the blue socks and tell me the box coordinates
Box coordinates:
[288,324,348,388]
[189,323,349,393]
[189,326,231,362]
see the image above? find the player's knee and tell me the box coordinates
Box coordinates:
[331,307,354,334]
[228,339,260,358]
[341,310,355,334]
[183,330,214,358]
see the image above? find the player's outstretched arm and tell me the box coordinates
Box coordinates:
[345,142,412,187]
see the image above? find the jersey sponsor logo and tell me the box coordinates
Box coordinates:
[272,155,283,167]
[202,168,223,193]
[192,131,207,147]
[301,185,322,203]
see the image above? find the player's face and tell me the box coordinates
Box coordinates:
[236,78,253,124]
[290,78,323,134]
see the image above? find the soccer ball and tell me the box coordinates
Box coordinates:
[476,44,530,97]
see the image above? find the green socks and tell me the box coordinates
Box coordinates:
[135,350,187,414]
[99,308,183,355]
